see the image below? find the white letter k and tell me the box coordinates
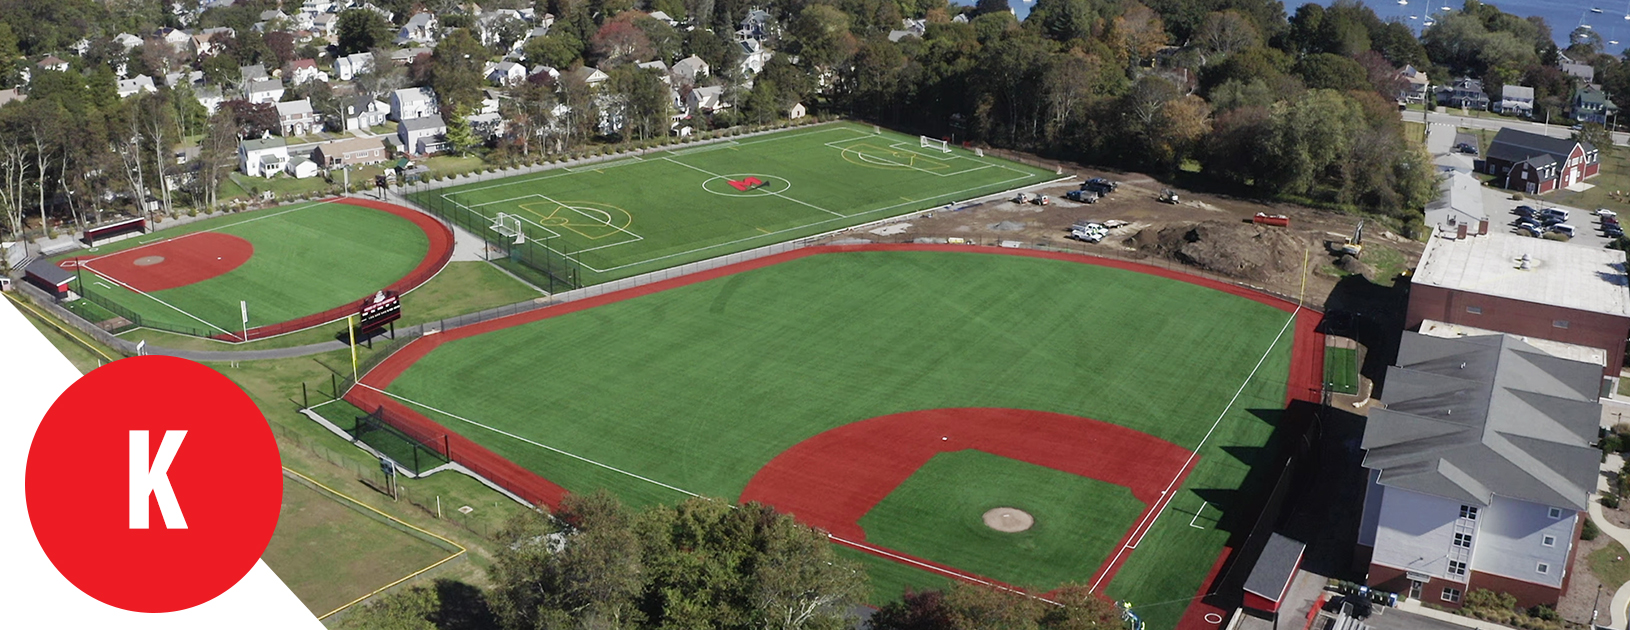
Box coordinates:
[129,430,187,529]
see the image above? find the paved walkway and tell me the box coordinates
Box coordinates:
[1591,453,1630,630]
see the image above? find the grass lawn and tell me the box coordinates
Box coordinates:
[1590,539,1630,590]
[859,450,1144,591]
[419,155,487,178]
[397,261,542,325]
[261,475,456,616]
[1325,346,1359,394]
[1404,121,1426,146]
[411,122,1056,285]
[227,172,338,200]
[384,249,1295,627]
[70,200,429,334]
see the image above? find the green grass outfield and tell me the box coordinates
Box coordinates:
[383,250,1295,627]
[411,122,1057,285]
[67,201,429,334]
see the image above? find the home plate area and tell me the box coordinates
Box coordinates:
[701,173,792,197]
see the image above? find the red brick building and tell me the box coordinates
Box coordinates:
[1406,230,1630,378]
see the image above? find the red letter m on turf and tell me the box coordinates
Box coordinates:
[728,176,764,191]
[130,430,188,529]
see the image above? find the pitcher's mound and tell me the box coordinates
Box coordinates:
[133,256,165,266]
[982,507,1034,533]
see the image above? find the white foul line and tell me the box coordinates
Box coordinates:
[1089,307,1299,593]
[1188,502,1209,530]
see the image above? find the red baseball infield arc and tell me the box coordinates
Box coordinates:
[59,198,454,342]
[738,407,1195,592]
[343,243,1324,627]
[63,232,254,292]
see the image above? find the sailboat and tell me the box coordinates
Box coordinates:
[1396,0,1407,5]
[1595,7,1606,13]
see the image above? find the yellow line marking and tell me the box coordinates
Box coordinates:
[901,197,913,202]
[757,227,770,234]
[285,466,468,621]
[595,169,605,174]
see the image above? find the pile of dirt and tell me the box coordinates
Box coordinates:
[988,221,1027,232]
[1128,221,1310,283]
[1333,253,1377,282]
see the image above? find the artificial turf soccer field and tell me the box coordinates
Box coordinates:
[355,248,1315,629]
[59,200,435,337]
[411,122,1057,284]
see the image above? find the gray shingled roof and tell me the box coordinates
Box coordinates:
[1486,128,1593,167]
[1361,333,1600,511]
[400,115,445,131]
[1243,534,1305,602]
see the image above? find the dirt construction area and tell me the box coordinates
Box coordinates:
[819,168,1427,309]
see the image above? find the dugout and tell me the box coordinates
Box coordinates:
[82,216,147,245]
[24,260,73,297]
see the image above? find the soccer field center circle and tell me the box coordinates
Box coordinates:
[699,173,793,197]
[58,198,453,341]
[342,244,1325,628]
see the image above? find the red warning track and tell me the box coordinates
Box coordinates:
[62,232,254,292]
[345,243,1324,619]
[739,407,1194,590]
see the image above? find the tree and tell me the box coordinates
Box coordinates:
[747,503,868,630]
[1195,11,1259,60]
[789,5,857,72]
[1105,2,1165,70]
[608,64,672,140]
[195,111,237,211]
[1294,53,1369,92]
[973,0,1008,17]
[1578,123,1613,156]
[335,584,440,630]
[633,15,682,63]
[524,30,583,69]
[427,29,488,115]
[336,9,394,56]
[264,31,297,68]
[590,17,655,66]
[220,99,279,137]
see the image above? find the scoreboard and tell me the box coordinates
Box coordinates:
[358,290,401,335]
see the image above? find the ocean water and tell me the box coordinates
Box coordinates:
[951,0,1625,55]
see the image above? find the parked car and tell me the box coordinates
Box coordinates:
[1455,143,1478,155]
[1065,189,1098,203]
[1540,208,1569,221]
[1514,205,1536,217]
[1516,218,1541,231]
[1606,225,1624,238]
[1604,215,1619,226]
[1517,225,1541,237]
[1595,208,1617,218]
[1550,224,1576,237]
[1082,178,1118,194]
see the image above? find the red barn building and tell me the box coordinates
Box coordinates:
[1478,128,1599,195]
[1406,230,1630,379]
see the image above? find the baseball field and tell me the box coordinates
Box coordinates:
[346,245,1323,630]
[409,122,1058,285]
[56,198,451,341]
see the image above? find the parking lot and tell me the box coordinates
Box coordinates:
[1480,186,1618,249]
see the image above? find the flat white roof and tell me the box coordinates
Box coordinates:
[1413,230,1630,318]
[1419,319,1607,366]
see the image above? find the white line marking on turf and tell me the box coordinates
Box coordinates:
[661,157,846,217]
[358,384,701,499]
[1188,502,1209,529]
[78,261,236,336]
[94,281,112,289]
[1089,307,1299,593]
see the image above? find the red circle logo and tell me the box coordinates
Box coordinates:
[25,356,283,613]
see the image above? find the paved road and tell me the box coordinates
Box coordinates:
[1401,110,1630,146]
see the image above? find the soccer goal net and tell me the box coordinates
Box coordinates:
[920,136,951,153]
[491,212,525,245]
